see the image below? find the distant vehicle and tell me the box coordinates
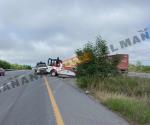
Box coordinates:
[34,62,47,75]
[47,57,76,77]
[0,68,5,76]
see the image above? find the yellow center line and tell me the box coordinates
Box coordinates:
[43,76,64,125]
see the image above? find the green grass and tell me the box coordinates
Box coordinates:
[77,75,150,125]
[77,75,150,97]
[104,97,150,125]
[129,64,150,73]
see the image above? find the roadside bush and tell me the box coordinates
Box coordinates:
[11,64,32,70]
[75,36,121,78]
[77,75,100,89]
[75,36,150,125]
[77,75,150,97]
[77,75,150,125]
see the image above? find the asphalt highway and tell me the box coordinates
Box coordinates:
[0,70,129,125]
[128,72,150,78]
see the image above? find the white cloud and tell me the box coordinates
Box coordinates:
[0,0,150,65]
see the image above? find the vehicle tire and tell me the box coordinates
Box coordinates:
[50,70,57,76]
[34,69,37,74]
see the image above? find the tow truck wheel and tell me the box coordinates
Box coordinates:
[51,70,57,76]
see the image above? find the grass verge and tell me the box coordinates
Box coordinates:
[77,75,150,125]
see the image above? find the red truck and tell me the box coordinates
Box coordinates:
[110,54,129,73]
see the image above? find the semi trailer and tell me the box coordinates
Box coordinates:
[63,54,129,73]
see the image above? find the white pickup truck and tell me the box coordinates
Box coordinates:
[34,62,47,75]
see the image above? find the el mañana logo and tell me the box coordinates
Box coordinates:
[109,28,150,53]
[0,74,44,94]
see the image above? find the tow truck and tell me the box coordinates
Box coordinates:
[47,57,76,77]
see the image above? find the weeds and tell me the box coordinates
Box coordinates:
[77,75,150,125]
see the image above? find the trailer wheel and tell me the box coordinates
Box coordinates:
[50,70,57,76]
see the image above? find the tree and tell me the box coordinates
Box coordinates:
[0,59,31,70]
[0,60,11,69]
[75,36,120,78]
[136,61,142,71]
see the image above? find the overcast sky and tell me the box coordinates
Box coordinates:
[0,0,150,66]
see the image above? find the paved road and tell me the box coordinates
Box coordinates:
[0,70,32,85]
[0,70,129,125]
[128,72,150,78]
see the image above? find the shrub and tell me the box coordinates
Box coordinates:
[75,36,121,78]
[77,75,150,97]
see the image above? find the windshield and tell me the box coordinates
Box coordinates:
[37,64,46,67]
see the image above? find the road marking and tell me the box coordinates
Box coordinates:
[43,76,64,125]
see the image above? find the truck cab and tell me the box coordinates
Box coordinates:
[47,57,63,76]
[35,62,47,75]
[47,57,76,77]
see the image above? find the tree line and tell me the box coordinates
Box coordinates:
[0,60,31,70]
[129,61,150,73]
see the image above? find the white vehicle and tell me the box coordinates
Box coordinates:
[35,62,47,74]
[47,57,76,77]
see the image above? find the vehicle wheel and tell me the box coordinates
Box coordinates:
[34,69,37,74]
[51,70,57,76]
